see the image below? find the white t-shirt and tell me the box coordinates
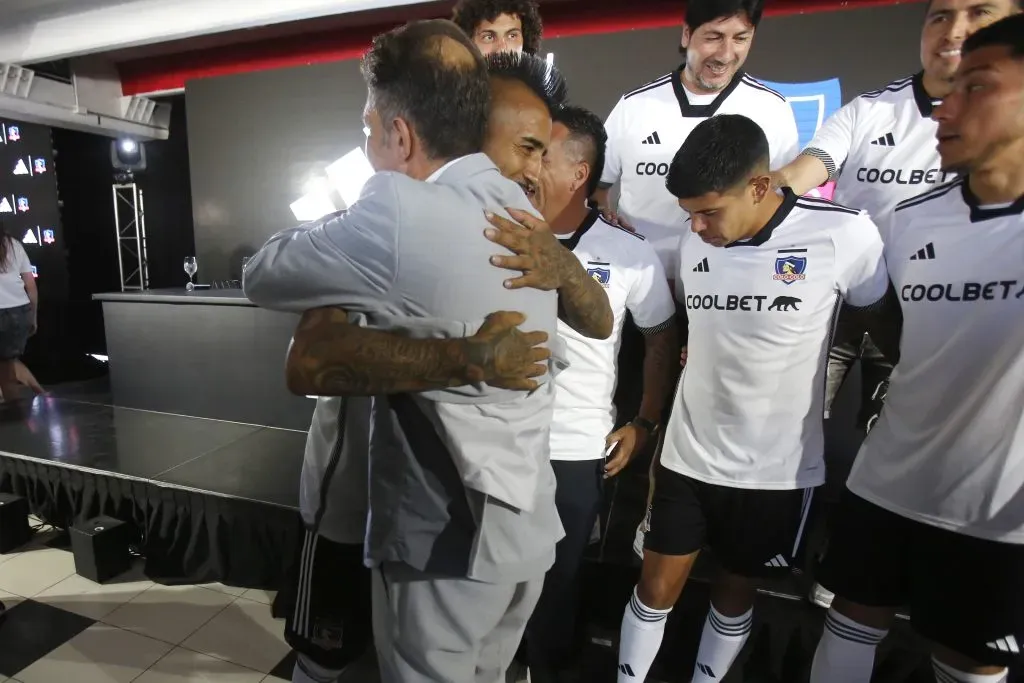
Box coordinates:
[602,68,801,276]
[0,238,32,309]
[661,190,889,489]
[847,179,1024,543]
[804,72,955,221]
[551,210,676,461]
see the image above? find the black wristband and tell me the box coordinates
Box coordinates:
[632,417,658,434]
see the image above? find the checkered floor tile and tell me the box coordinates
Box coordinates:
[0,526,293,683]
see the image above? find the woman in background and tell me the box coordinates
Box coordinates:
[0,221,42,402]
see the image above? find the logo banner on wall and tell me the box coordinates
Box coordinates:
[758,78,842,200]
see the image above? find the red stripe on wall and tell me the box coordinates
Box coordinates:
[119,0,919,95]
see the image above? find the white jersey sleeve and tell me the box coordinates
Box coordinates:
[13,241,31,274]
[833,211,889,307]
[625,238,676,330]
[804,100,858,181]
[600,98,627,187]
[768,100,801,169]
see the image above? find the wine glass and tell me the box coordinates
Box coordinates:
[184,256,198,291]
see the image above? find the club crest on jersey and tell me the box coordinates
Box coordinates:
[588,267,611,287]
[773,256,807,285]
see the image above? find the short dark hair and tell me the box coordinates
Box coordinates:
[926,0,1023,14]
[686,0,765,31]
[963,13,1024,58]
[361,19,490,160]
[452,0,544,54]
[485,51,568,111]
[552,105,607,197]
[666,114,770,199]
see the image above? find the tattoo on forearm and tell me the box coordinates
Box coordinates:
[638,321,680,422]
[556,248,614,340]
[288,307,471,395]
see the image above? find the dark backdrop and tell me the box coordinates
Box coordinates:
[185,2,926,279]
[49,94,194,369]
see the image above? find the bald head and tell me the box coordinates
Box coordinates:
[361,19,491,165]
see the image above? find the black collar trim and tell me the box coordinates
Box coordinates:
[671,65,745,119]
[961,179,1024,223]
[726,188,799,248]
[912,71,940,118]
[560,207,602,251]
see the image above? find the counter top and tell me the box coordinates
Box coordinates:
[93,288,256,306]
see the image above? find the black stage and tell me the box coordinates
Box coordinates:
[0,382,1014,682]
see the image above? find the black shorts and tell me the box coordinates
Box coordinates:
[281,529,372,670]
[820,488,1024,667]
[645,466,814,577]
[0,304,31,360]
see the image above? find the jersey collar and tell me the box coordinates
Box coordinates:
[961,178,1024,222]
[911,71,940,118]
[559,207,602,251]
[671,65,745,118]
[726,188,799,248]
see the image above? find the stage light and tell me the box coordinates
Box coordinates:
[111,137,146,174]
[325,147,374,208]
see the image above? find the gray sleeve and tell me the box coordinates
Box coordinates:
[242,173,401,312]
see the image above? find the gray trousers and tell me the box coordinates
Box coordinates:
[372,561,543,683]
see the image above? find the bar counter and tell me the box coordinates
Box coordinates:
[94,288,314,431]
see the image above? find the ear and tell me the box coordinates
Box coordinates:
[681,23,692,49]
[750,174,772,203]
[571,161,590,194]
[391,117,415,163]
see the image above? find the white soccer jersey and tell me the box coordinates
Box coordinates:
[805,72,956,221]
[847,180,1024,543]
[602,68,801,276]
[551,210,676,462]
[661,190,889,489]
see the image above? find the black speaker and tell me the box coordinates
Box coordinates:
[0,493,32,553]
[70,516,132,583]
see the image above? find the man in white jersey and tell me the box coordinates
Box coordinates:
[772,0,1021,439]
[809,15,1024,683]
[510,104,678,683]
[771,0,1023,612]
[616,115,889,683]
[592,0,799,281]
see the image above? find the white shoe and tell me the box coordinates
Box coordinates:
[809,582,835,609]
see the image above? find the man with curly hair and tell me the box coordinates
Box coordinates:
[452,0,543,55]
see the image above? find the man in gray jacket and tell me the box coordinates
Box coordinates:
[245,23,611,683]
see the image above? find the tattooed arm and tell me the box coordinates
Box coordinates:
[285,307,551,396]
[637,319,680,424]
[485,208,613,340]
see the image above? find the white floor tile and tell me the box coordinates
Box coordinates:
[15,622,172,683]
[34,572,153,620]
[0,586,26,611]
[103,583,235,645]
[135,647,265,682]
[0,548,76,597]
[182,596,289,673]
[239,589,275,606]
[198,583,247,598]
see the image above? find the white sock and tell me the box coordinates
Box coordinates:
[933,657,1007,683]
[692,606,753,682]
[292,653,345,683]
[618,587,672,682]
[809,608,888,683]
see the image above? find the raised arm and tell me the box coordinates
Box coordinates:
[286,307,551,396]
[770,98,859,195]
[485,208,613,340]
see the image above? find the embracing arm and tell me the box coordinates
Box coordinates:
[285,307,551,396]
[554,247,614,340]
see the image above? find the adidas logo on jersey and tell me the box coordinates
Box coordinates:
[618,663,636,677]
[641,131,661,145]
[693,257,710,272]
[987,635,1021,655]
[910,243,936,260]
[764,554,789,568]
[870,132,897,147]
